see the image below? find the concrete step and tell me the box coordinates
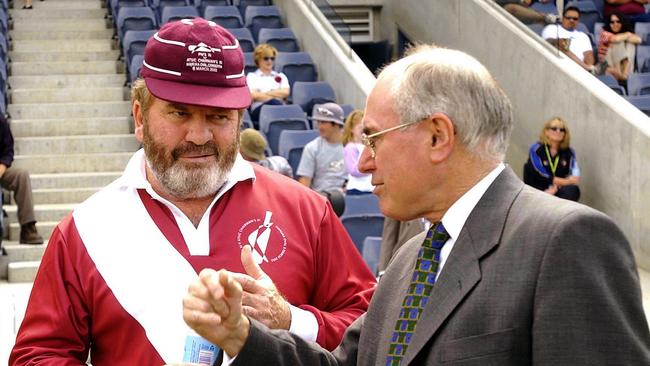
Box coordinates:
[12,19,108,32]
[4,203,76,223]
[9,117,132,138]
[12,152,132,174]
[10,8,107,20]
[12,40,114,53]
[11,29,115,41]
[14,134,139,155]
[8,101,131,119]
[3,242,47,263]
[11,87,125,104]
[9,50,121,63]
[32,187,101,205]
[9,222,57,243]
[29,172,121,190]
[9,74,125,89]
[7,261,40,283]
[10,61,122,76]
[11,0,103,10]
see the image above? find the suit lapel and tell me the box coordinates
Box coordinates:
[402,167,524,365]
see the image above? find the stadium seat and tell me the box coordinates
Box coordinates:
[259,104,310,155]
[635,22,650,45]
[117,6,157,40]
[277,129,319,178]
[628,72,650,95]
[245,6,283,42]
[341,214,385,253]
[122,29,156,74]
[237,0,270,17]
[593,22,604,46]
[160,6,199,25]
[626,95,650,116]
[530,0,557,15]
[637,45,650,73]
[241,110,254,130]
[258,28,299,52]
[243,52,257,74]
[566,1,600,32]
[195,0,231,15]
[342,194,381,217]
[111,0,149,22]
[596,74,626,95]
[362,236,382,275]
[340,104,355,118]
[275,52,317,88]
[203,5,243,28]
[129,54,145,84]
[228,28,256,52]
[0,33,8,64]
[527,23,544,37]
[292,81,336,114]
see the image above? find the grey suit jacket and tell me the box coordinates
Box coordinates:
[233,167,650,365]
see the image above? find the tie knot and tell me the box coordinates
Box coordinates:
[424,222,450,249]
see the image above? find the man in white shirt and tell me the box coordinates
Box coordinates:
[542,6,598,73]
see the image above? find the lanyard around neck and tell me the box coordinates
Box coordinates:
[544,144,559,176]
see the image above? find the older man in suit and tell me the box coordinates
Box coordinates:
[182,45,650,365]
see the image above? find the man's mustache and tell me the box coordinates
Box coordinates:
[171,141,219,160]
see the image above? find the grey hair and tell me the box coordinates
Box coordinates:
[380,45,513,161]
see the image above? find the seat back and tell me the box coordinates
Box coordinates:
[130,54,145,83]
[111,0,149,20]
[361,236,382,275]
[635,22,650,45]
[628,72,650,95]
[160,5,199,24]
[245,6,283,41]
[626,95,650,115]
[342,194,381,216]
[637,45,650,73]
[196,0,231,14]
[204,5,243,28]
[292,81,336,114]
[123,29,156,69]
[117,7,157,39]
[238,0,270,17]
[340,215,385,252]
[228,28,256,52]
[259,105,309,155]
[275,52,317,88]
[277,129,319,177]
[596,74,626,95]
[258,28,299,52]
[243,52,257,74]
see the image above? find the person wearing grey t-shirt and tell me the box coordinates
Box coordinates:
[297,103,347,193]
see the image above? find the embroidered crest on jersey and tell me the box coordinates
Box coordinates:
[237,211,287,264]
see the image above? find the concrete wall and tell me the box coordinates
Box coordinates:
[273,0,376,110]
[377,0,650,269]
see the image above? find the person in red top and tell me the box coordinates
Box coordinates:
[10,18,375,366]
[605,0,650,24]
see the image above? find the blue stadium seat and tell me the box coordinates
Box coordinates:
[341,214,385,253]
[275,52,317,88]
[637,45,650,73]
[243,52,257,74]
[160,5,199,25]
[362,236,382,275]
[129,54,145,83]
[340,104,355,118]
[258,28,299,52]
[342,194,380,217]
[237,0,270,17]
[527,23,544,37]
[122,29,156,74]
[626,95,650,116]
[0,33,8,64]
[628,72,650,95]
[117,6,157,40]
[530,0,557,15]
[111,0,149,22]
[228,28,256,52]
[635,22,650,45]
[277,129,319,178]
[566,1,600,32]
[594,22,604,45]
[596,74,626,95]
[245,6,283,42]
[195,0,231,15]
[241,110,254,130]
[292,81,336,114]
[259,104,310,155]
[204,5,243,28]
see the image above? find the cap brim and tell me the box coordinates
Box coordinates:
[145,77,252,109]
[309,116,344,125]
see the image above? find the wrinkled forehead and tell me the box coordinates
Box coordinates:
[363,79,397,133]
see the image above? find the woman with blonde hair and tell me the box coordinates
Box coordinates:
[342,110,373,195]
[523,117,581,201]
[246,43,290,124]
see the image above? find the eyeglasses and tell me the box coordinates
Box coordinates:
[361,119,423,158]
[610,20,621,24]
[564,16,579,21]
[263,56,275,61]
[547,126,566,133]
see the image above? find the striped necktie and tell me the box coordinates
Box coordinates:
[386,222,450,366]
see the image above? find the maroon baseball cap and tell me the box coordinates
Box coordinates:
[141,18,251,109]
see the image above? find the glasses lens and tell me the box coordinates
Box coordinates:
[565,16,579,21]
[610,20,620,24]
[264,57,275,61]
[549,127,565,132]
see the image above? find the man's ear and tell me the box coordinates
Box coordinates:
[426,113,455,163]
[133,100,144,143]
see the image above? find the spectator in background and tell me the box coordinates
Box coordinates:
[0,116,44,244]
[542,6,599,73]
[496,0,559,24]
[239,128,293,177]
[342,110,373,195]
[599,12,641,81]
[297,103,347,194]
[605,0,650,25]
[22,0,33,9]
[246,43,289,124]
[524,117,581,201]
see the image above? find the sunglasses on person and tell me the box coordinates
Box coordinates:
[263,56,275,61]
[564,16,579,21]
[547,126,566,132]
[610,19,621,24]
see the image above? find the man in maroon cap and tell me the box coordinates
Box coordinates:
[10,18,375,366]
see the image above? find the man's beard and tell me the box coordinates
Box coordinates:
[142,123,239,199]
